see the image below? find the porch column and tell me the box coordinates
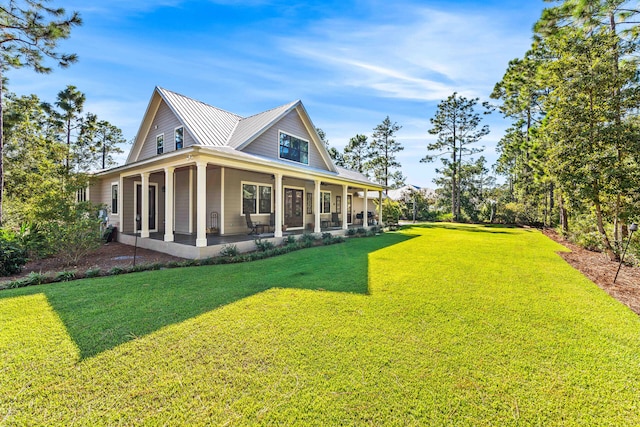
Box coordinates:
[220,167,225,235]
[274,173,283,237]
[314,179,321,233]
[379,190,383,226]
[118,174,124,234]
[141,172,150,238]
[196,161,207,247]
[363,188,368,227]
[342,184,348,230]
[164,166,175,242]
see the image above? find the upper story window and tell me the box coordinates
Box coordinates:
[175,126,184,150]
[279,132,308,165]
[156,134,164,155]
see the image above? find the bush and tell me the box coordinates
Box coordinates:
[0,230,28,276]
[254,238,275,252]
[346,228,356,236]
[220,244,239,257]
[85,268,102,278]
[299,233,317,248]
[109,266,126,276]
[284,235,296,245]
[55,270,77,282]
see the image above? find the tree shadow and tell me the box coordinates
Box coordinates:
[406,222,530,234]
[1,233,414,359]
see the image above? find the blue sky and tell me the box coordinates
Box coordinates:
[9,0,546,188]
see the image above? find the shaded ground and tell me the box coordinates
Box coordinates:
[0,242,184,283]
[543,228,640,315]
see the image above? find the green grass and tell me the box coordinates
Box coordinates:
[2,223,640,425]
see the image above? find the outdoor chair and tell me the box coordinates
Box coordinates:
[246,212,259,235]
[331,212,341,227]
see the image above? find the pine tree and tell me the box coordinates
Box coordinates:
[367,116,403,195]
[0,0,81,224]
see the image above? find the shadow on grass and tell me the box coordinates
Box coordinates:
[1,233,413,359]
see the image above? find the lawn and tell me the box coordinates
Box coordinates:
[1,224,640,425]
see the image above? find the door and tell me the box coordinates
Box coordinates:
[347,194,352,224]
[135,184,157,231]
[284,188,304,228]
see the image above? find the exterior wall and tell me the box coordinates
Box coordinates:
[138,101,195,161]
[223,168,273,235]
[122,177,136,233]
[242,110,329,171]
[174,168,192,234]
[208,168,221,230]
[149,172,165,233]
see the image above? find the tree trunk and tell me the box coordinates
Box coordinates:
[594,196,617,261]
[559,194,569,234]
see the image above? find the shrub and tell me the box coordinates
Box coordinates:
[0,230,28,276]
[85,268,102,278]
[55,270,77,282]
[356,227,367,236]
[346,228,356,236]
[109,266,126,276]
[284,235,296,245]
[220,244,239,257]
[299,233,317,248]
[254,238,275,252]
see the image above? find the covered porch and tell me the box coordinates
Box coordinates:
[115,147,382,257]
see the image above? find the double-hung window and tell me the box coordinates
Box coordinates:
[175,126,184,150]
[320,191,331,214]
[279,132,309,164]
[242,182,272,214]
[156,134,164,155]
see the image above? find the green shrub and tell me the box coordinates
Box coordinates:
[346,228,356,236]
[220,244,239,257]
[55,270,77,282]
[85,268,102,278]
[284,235,296,245]
[0,230,28,276]
[254,238,275,252]
[109,266,126,276]
[356,227,367,236]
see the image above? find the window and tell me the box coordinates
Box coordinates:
[175,127,184,150]
[242,182,272,214]
[279,132,309,164]
[307,192,313,214]
[321,191,331,214]
[111,184,118,214]
[76,188,87,202]
[336,195,342,214]
[156,134,164,155]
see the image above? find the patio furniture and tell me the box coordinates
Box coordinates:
[331,212,341,227]
[246,212,259,235]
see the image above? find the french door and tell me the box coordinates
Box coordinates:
[135,183,157,232]
[284,188,304,228]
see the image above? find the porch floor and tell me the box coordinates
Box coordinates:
[125,225,360,247]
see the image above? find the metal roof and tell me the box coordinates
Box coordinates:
[157,87,241,147]
[226,100,300,149]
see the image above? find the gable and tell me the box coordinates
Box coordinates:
[136,100,196,162]
[241,109,332,172]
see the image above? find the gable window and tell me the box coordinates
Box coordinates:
[175,126,184,150]
[111,183,118,214]
[321,191,331,214]
[242,182,272,215]
[156,134,164,155]
[279,132,308,165]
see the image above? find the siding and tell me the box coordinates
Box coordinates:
[223,169,273,235]
[122,177,136,233]
[242,110,329,171]
[174,168,191,233]
[138,101,196,161]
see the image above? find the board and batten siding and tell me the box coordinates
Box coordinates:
[138,101,195,161]
[242,110,330,171]
[174,168,191,234]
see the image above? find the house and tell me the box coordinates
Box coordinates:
[89,87,383,258]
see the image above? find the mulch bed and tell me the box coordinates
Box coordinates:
[0,242,184,283]
[543,229,640,316]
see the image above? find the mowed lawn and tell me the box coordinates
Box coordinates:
[2,224,640,425]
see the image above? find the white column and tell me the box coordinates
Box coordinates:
[164,166,175,242]
[196,161,207,247]
[220,167,225,235]
[141,172,150,238]
[342,185,348,230]
[118,174,124,234]
[379,191,383,226]
[188,167,194,234]
[363,188,368,227]
[274,173,283,237]
[314,180,321,233]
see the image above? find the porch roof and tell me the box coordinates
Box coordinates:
[95,145,383,190]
